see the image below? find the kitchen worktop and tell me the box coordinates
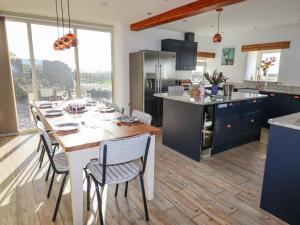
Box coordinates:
[238,87,300,95]
[268,112,300,131]
[154,92,267,105]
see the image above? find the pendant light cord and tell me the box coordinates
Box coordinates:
[55,0,59,38]
[60,0,65,34]
[67,0,71,32]
[217,11,221,33]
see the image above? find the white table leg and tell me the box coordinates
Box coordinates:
[67,151,84,225]
[144,135,155,200]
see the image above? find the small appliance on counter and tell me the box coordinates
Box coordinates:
[175,79,193,91]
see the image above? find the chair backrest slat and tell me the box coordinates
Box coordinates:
[36,121,57,170]
[99,133,151,166]
[110,103,124,114]
[168,86,184,96]
[131,110,152,125]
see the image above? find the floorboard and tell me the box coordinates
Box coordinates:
[0,129,287,225]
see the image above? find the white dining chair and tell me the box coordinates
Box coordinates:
[84,133,151,225]
[168,86,185,96]
[109,103,124,114]
[131,110,152,125]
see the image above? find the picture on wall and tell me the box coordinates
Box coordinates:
[221,48,235,65]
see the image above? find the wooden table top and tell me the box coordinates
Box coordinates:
[35,101,161,152]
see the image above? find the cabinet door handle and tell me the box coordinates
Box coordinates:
[269,93,275,97]
[253,99,257,103]
[250,118,255,123]
[226,124,232,128]
[293,96,300,99]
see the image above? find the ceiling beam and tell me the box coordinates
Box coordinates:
[241,41,291,52]
[130,0,246,31]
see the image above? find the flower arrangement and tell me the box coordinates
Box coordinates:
[260,56,276,76]
[204,71,229,85]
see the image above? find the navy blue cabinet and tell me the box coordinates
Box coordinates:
[212,99,263,155]
[287,94,300,114]
[259,91,288,127]
[161,39,197,70]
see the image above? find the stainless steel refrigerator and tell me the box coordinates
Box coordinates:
[129,50,176,126]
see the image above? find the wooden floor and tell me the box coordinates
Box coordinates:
[0,129,287,225]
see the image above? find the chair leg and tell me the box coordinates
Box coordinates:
[84,169,91,211]
[124,181,128,197]
[39,146,45,168]
[47,171,55,198]
[37,138,41,152]
[114,184,119,197]
[52,174,68,222]
[45,148,57,182]
[94,181,104,225]
[45,164,52,182]
[139,175,149,221]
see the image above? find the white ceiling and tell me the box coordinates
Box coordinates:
[159,0,300,35]
[0,0,299,34]
[0,0,194,25]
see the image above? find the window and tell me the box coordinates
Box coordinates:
[31,24,76,100]
[78,29,112,102]
[5,20,113,131]
[257,50,281,82]
[6,21,35,130]
[192,57,208,83]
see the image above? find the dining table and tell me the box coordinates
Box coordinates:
[34,101,160,225]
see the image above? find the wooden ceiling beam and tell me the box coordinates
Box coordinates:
[130,0,245,31]
[241,41,291,52]
[197,51,216,58]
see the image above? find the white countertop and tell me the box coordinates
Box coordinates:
[154,92,267,105]
[268,113,300,131]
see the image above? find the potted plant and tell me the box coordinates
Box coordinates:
[204,71,228,95]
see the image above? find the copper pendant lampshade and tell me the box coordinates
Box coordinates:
[53,0,78,50]
[213,8,223,43]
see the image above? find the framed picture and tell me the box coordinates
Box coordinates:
[221,48,235,65]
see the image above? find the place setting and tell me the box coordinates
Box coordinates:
[53,121,81,135]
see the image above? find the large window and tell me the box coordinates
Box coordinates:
[31,24,76,100]
[78,29,112,102]
[5,20,113,131]
[6,21,35,130]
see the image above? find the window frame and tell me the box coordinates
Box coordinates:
[256,49,281,82]
[6,17,114,101]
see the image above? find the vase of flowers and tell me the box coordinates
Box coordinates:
[204,71,229,96]
[260,56,276,80]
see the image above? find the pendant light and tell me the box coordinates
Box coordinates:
[53,0,78,51]
[63,0,78,48]
[212,8,223,43]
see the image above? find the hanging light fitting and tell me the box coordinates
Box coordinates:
[213,8,223,43]
[53,0,78,51]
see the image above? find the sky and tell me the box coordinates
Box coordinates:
[6,21,112,73]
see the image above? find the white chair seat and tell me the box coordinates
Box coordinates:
[87,161,140,185]
[53,152,68,172]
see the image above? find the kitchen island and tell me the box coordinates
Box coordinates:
[154,92,267,161]
[260,113,300,224]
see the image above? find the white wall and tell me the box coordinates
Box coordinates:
[113,23,184,113]
[196,24,300,86]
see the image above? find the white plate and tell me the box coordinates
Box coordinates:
[39,103,53,109]
[54,122,80,132]
[100,107,115,113]
[45,109,63,117]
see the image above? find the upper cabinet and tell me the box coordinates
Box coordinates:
[161,39,197,70]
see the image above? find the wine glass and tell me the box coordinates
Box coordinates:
[71,89,77,100]
[62,90,68,101]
